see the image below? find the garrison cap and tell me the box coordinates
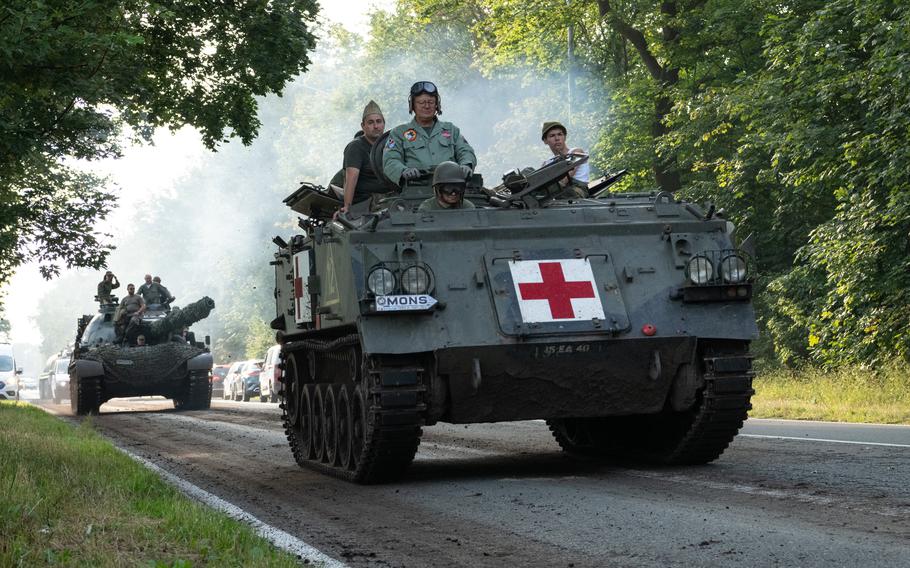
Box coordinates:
[362,100,384,121]
[541,121,567,140]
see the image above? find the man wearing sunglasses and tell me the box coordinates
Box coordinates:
[383,81,476,188]
[418,161,476,211]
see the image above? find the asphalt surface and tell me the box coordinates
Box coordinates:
[38,398,910,567]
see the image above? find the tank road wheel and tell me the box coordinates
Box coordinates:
[349,384,367,473]
[323,385,340,466]
[70,375,101,416]
[298,384,316,461]
[282,352,316,467]
[312,384,326,463]
[546,418,610,457]
[336,384,354,471]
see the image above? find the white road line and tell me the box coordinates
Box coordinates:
[741,434,910,448]
[117,446,348,568]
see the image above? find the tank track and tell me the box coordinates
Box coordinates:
[548,345,754,465]
[70,375,102,416]
[173,370,212,410]
[279,335,425,483]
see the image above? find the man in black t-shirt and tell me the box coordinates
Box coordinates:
[338,100,387,215]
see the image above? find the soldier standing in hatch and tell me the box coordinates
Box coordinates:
[152,276,175,305]
[337,101,388,216]
[382,81,476,187]
[541,121,590,195]
[96,271,120,303]
[418,162,476,211]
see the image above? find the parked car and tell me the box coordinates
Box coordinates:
[259,345,281,403]
[0,343,22,401]
[237,360,263,402]
[211,364,230,398]
[222,361,244,401]
[16,376,40,401]
[47,357,70,404]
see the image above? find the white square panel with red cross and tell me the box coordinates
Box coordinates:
[508,259,606,323]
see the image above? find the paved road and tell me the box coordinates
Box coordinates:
[41,398,910,567]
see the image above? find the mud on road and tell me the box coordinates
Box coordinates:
[43,398,910,567]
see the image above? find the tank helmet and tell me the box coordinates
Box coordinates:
[541,121,567,141]
[409,81,442,114]
[433,161,467,186]
[362,99,383,121]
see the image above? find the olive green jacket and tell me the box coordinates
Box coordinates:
[382,118,476,184]
[417,197,476,211]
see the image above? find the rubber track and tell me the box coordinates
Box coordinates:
[660,351,754,464]
[280,342,425,483]
[175,371,212,410]
[72,375,101,416]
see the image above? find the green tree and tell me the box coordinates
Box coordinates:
[0,0,319,302]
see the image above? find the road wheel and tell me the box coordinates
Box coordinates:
[350,384,367,473]
[324,384,340,466]
[298,384,315,462]
[337,384,353,471]
[312,384,326,463]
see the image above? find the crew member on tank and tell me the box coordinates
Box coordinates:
[382,81,476,188]
[541,121,590,195]
[336,100,388,216]
[418,161,476,211]
[117,284,146,322]
[152,276,175,305]
[137,274,161,304]
[96,270,120,303]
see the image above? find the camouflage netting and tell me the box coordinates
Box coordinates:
[145,296,215,341]
[82,343,205,385]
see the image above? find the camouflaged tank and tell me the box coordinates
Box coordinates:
[270,153,757,483]
[69,296,215,415]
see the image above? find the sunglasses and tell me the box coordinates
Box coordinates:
[410,81,438,95]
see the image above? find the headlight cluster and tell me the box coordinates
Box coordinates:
[366,264,433,295]
[686,253,749,285]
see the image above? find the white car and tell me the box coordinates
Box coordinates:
[16,376,40,401]
[259,345,281,403]
[0,343,22,401]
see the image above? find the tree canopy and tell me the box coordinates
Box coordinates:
[0,0,318,300]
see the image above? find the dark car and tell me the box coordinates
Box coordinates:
[238,360,263,402]
[211,364,230,398]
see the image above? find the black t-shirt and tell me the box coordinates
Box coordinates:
[343,136,386,198]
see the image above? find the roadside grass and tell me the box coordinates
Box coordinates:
[752,364,910,424]
[0,402,305,567]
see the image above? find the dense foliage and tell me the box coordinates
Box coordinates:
[391,0,910,367]
[0,0,318,298]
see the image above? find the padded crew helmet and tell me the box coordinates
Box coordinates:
[409,81,442,114]
[433,161,467,186]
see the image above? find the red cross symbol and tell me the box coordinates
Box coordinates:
[517,262,596,319]
[294,255,304,315]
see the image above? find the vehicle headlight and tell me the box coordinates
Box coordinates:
[367,267,396,295]
[720,254,748,283]
[400,265,431,294]
[687,256,714,285]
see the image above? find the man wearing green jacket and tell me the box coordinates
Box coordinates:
[382,81,476,187]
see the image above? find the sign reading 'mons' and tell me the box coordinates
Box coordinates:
[509,259,605,323]
[376,294,438,312]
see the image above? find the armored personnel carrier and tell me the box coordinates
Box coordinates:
[270,155,757,483]
[69,296,216,415]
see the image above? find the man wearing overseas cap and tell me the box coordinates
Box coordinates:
[382,81,476,188]
[541,121,590,195]
[337,100,389,216]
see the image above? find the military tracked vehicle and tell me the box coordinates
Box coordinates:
[69,296,216,415]
[270,154,757,483]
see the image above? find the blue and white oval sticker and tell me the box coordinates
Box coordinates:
[376,295,437,312]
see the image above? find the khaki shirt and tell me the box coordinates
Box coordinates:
[382,118,476,184]
[97,279,119,300]
[119,293,145,316]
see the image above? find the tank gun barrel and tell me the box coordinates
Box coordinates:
[145,296,215,340]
